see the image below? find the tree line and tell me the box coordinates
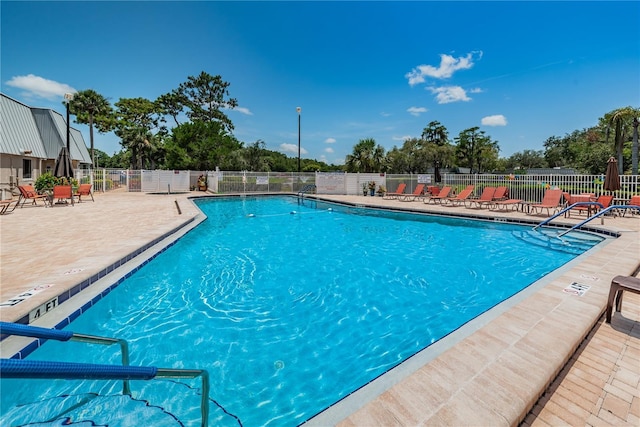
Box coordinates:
[68,71,639,175]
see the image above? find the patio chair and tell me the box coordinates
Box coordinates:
[491,198,522,211]
[622,195,640,217]
[570,194,613,217]
[17,185,49,207]
[442,185,475,207]
[51,185,74,206]
[529,189,563,216]
[0,199,18,215]
[74,183,94,202]
[493,186,509,200]
[426,186,440,196]
[466,187,497,209]
[398,184,426,202]
[383,183,406,200]
[423,186,452,204]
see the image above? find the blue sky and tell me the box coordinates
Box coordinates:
[2,1,639,165]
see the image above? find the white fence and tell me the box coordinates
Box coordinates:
[85,169,640,204]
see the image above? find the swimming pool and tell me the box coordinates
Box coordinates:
[1,196,604,426]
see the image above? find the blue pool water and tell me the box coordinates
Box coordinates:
[1,196,604,426]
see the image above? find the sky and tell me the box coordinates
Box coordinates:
[2,1,639,165]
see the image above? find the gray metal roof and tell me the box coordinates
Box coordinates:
[0,93,91,164]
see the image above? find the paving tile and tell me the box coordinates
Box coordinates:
[602,392,632,420]
[3,191,640,426]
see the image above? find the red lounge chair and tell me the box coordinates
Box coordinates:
[383,183,406,200]
[424,186,452,204]
[17,185,49,207]
[74,183,94,202]
[398,184,426,201]
[427,186,440,196]
[443,185,475,207]
[571,194,613,217]
[0,199,19,215]
[491,198,522,211]
[493,186,509,200]
[529,189,563,216]
[622,195,640,217]
[52,185,74,206]
[466,187,497,209]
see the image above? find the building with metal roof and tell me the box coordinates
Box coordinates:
[0,93,91,199]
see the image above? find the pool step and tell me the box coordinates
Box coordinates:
[0,393,183,426]
[512,230,597,255]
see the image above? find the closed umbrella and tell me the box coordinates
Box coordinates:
[53,147,74,179]
[604,156,620,192]
[434,161,442,183]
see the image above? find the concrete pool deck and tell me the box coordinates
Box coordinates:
[1,189,638,425]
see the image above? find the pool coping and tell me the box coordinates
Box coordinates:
[1,193,638,426]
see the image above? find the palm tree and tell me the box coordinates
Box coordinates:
[68,89,113,167]
[345,138,386,172]
[605,106,638,174]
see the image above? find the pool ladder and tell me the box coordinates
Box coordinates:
[533,203,640,238]
[0,321,210,427]
[297,184,316,197]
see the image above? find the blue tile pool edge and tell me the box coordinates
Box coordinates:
[2,214,204,358]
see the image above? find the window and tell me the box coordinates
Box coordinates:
[22,159,32,179]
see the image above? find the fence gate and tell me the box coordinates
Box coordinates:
[140,170,190,193]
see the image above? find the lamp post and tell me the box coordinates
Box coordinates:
[632,116,639,175]
[64,93,74,154]
[296,106,301,173]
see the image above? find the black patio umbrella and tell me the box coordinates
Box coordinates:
[53,146,74,179]
[604,156,620,192]
[434,161,442,183]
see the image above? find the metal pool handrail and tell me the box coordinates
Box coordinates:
[0,322,210,427]
[558,205,640,237]
[532,202,604,230]
[1,321,132,394]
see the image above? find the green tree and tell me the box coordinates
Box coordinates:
[454,127,500,173]
[114,97,162,169]
[603,106,639,173]
[505,149,547,170]
[244,140,269,171]
[344,138,386,172]
[177,71,238,132]
[421,120,455,173]
[156,90,184,127]
[164,121,241,170]
[68,89,113,166]
[421,120,448,146]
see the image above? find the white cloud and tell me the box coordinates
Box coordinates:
[325,147,334,153]
[405,51,482,86]
[481,115,507,126]
[380,112,391,117]
[6,74,76,100]
[392,135,412,141]
[280,143,308,155]
[324,137,336,144]
[407,106,428,116]
[231,106,253,115]
[469,87,483,94]
[428,86,471,104]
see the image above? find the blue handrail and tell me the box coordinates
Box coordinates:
[0,358,158,380]
[533,202,604,230]
[558,205,640,236]
[1,321,131,394]
[0,322,210,427]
